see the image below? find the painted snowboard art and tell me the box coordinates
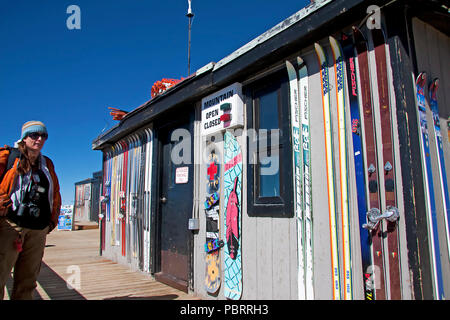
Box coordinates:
[223,131,243,300]
[205,147,222,294]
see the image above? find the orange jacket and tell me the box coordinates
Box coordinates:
[0,147,61,232]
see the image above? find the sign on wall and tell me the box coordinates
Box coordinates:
[58,205,74,231]
[201,82,244,136]
[175,166,189,184]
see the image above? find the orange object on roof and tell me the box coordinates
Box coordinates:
[108,107,128,121]
[151,78,183,98]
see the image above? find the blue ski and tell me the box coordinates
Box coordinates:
[416,72,445,299]
[342,32,373,300]
[429,78,450,264]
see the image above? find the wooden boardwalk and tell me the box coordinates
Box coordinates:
[4,228,198,300]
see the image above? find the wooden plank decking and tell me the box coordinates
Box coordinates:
[4,228,198,300]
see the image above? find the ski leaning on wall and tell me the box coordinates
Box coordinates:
[371,28,402,299]
[330,36,353,300]
[100,130,152,272]
[429,79,450,261]
[315,42,341,300]
[126,135,136,262]
[353,27,387,300]
[223,131,243,300]
[416,72,445,300]
[341,31,373,300]
[286,59,306,300]
[131,134,142,260]
[137,131,147,269]
[112,141,122,248]
[143,128,153,273]
[119,140,129,257]
[287,56,315,300]
[298,57,314,300]
[110,145,117,246]
[100,151,112,253]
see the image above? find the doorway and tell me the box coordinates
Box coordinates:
[153,110,194,292]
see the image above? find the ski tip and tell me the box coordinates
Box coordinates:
[297,56,304,66]
[352,26,362,35]
[371,27,385,45]
[329,36,342,55]
[314,42,325,57]
[352,26,367,46]
[432,78,440,89]
[416,72,427,85]
[329,35,337,45]
[285,59,294,70]
[329,36,337,49]
[429,78,439,99]
[341,32,349,41]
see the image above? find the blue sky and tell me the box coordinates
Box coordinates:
[0,0,309,205]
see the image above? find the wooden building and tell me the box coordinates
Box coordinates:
[92,0,450,299]
[74,171,102,223]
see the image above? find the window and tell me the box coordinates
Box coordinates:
[246,69,293,217]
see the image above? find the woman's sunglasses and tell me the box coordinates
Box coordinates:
[27,132,48,140]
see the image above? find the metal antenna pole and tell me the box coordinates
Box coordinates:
[186,0,194,76]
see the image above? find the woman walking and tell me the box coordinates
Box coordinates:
[0,121,61,300]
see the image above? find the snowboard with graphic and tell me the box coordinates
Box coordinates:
[205,146,222,294]
[223,132,243,300]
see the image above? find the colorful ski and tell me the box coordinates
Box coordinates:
[315,42,341,300]
[118,142,125,248]
[342,32,373,300]
[138,131,147,269]
[111,143,118,246]
[120,140,129,257]
[130,134,140,258]
[143,128,153,273]
[286,60,305,300]
[106,149,112,223]
[223,131,243,300]
[100,151,112,253]
[330,36,353,300]
[416,72,445,300]
[371,28,402,299]
[205,146,221,294]
[298,56,314,300]
[429,78,450,260]
[126,135,135,262]
[353,27,386,300]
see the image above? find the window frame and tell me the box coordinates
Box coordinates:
[246,69,294,218]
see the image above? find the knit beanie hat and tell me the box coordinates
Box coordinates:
[20,120,48,141]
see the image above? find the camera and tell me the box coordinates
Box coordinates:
[16,184,46,219]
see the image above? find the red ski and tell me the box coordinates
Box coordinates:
[354,27,387,300]
[371,28,402,299]
[120,140,129,257]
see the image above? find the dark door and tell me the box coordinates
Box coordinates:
[155,115,193,292]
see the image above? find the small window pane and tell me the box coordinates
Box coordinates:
[259,153,280,197]
[258,90,279,130]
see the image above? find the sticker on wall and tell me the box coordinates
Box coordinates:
[201,83,244,136]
